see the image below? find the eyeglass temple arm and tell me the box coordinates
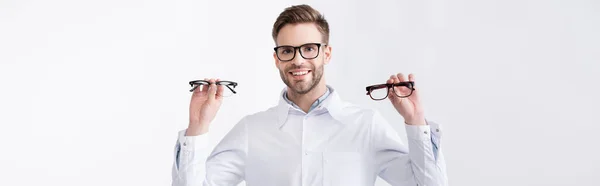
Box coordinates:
[225,85,237,94]
[189,85,199,92]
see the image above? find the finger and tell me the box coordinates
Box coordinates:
[215,78,224,99]
[390,75,399,83]
[408,73,416,90]
[408,73,415,82]
[407,74,420,100]
[396,73,406,82]
[393,73,408,98]
[191,85,200,97]
[192,78,207,95]
[201,78,210,93]
[387,75,398,97]
[208,78,217,100]
[386,76,394,84]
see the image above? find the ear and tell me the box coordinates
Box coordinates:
[273,52,280,68]
[323,45,332,65]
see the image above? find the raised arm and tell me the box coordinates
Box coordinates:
[171,78,246,186]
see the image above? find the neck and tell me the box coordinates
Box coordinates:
[286,82,327,113]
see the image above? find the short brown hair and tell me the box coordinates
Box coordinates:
[272,4,330,44]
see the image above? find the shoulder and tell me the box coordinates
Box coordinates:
[237,105,281,124]
[340,98,379,116]
[334,100,381,124]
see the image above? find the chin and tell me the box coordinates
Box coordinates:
[290,82,314,94]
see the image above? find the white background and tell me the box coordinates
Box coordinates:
[1,0,599,185]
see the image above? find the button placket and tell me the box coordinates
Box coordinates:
[301,115,309,185]
[302,116,309,156]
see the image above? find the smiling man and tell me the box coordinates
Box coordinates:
[172,4,448,186]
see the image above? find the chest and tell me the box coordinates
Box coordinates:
[244,114,376,186]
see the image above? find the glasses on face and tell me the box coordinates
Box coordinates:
[365,81,415,101]
[274,43,326,61]
[189,80,238,97]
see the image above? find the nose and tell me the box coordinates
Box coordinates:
[291,48,306,66]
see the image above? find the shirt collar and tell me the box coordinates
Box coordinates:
[276,85,346,129]
[282,86,331,112]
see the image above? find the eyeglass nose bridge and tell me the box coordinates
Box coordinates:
[289,46,305,62]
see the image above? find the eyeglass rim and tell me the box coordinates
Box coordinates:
[273,43,327,62]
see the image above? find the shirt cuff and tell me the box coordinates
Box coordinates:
[177,129,209,152]
[427,120,443,139]
[405,124,432,141]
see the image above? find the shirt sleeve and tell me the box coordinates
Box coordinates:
[371,110,448,186]
[171,118,248,186]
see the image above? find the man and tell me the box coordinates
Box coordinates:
[172,4,447,186]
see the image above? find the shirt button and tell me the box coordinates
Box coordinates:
[424,131,428,134]
[183,142,187,146]
[436,128,440,132]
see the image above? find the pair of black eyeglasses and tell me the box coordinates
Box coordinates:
[274,43,326,61]
[365,81,415,100]
[189,80,238,97]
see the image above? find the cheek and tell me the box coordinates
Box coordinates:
[311,60,322,70]
[278,64,288,74]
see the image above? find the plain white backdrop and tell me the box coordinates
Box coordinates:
[1,0,599,185]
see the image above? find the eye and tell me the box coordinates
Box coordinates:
[303,46,316,52]
[278,47,294,54]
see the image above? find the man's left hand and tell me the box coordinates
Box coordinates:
[387,73,426,125]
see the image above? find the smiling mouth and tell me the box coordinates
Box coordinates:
[289,70,312,76]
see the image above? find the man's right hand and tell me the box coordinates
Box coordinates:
[186,78,224,136]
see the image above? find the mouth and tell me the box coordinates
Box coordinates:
[288,70,312,80]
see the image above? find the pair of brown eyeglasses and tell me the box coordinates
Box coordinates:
[365,81,415,100]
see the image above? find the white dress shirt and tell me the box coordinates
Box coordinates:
[172,86,448,186]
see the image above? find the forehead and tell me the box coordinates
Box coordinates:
[276,23,322,46]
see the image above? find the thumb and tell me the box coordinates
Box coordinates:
[388,88,405,105]
[387,87,398,101]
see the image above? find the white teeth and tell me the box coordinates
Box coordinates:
[292,71,309,76]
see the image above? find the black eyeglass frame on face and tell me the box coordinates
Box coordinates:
[365,81,415,101]
[273,43,327,62]
[188,80,238,94]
